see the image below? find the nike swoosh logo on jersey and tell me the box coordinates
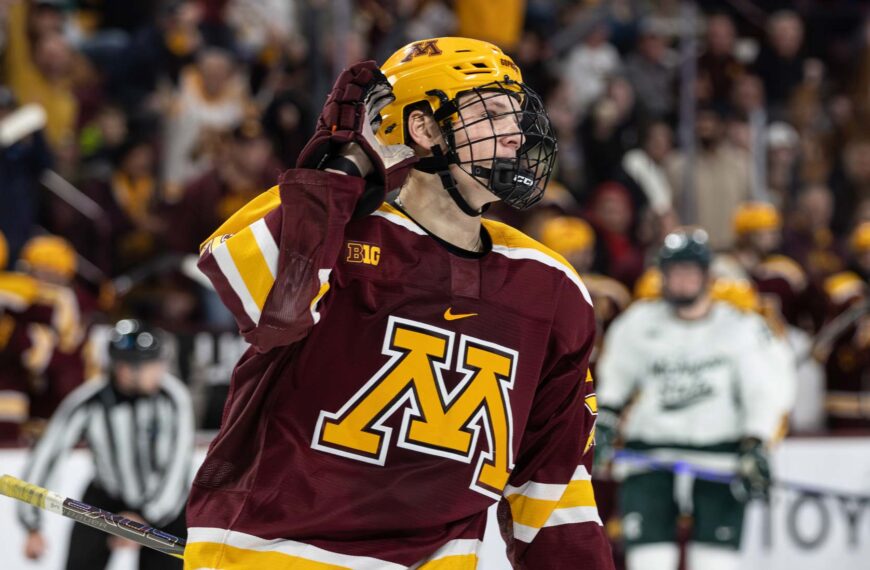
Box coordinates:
[444,308,478,321]
[660,392,713,411]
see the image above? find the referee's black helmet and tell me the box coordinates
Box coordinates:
[108,319,163,364]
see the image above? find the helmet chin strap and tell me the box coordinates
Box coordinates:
[415,145,488,217]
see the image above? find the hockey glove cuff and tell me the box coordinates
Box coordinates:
[734,437,771,501]
[593,406,621,471]
[297,60,417,196]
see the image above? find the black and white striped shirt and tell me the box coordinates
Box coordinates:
[18,374,194,530]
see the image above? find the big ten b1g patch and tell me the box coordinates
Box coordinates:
[345,241,381,267]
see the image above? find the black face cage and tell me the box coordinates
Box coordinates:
[436,80,558,210]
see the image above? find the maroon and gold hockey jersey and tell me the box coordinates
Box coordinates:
[0,272,45,440]
[185,169,612,569]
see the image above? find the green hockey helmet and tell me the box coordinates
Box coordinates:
[658,228,712,270]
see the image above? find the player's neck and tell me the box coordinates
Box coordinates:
[397,171,485,252]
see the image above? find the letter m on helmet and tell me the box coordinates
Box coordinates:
[400,40,443,63]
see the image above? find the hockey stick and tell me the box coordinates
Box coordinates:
[0,474,185,559]
[613,450,870,500]
[40,169,107,222]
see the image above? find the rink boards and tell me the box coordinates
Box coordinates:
[1,437,869,570]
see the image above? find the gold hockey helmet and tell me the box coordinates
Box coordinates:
[378,37,556,212]
[20,235,77,281]
[733,202,782,236]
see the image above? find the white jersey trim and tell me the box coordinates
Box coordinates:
[492,245,592,306]
[512,522,540,543]
[371,209,427,236]
[212,243,261,325]
[250,218,279,279]
[372,206,592,306]
[545,506,603,527]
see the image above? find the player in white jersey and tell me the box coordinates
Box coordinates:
[595,227,794,570]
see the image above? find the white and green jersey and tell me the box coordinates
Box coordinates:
[597,300,794,460]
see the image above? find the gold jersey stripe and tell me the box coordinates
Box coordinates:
[419,554,478,569]
[185,542,343,569]
[377,202,409,219]
[308,269,332,325]
[507,479,597,529]
[506,494,557,529]
[559,479,597,508]
[225,226,276,312]
[201,186,281,251]
[185,543,478,570]
[483,218,582,281]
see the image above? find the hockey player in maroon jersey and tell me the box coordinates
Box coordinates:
[0,230,50,442]
[185,38,614,569]
[16,235,96,435]
[819,222,870,429]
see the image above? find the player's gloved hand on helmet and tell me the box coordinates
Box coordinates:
[734,437,771,501]
[297,60,417,197]
[592,406,620,475]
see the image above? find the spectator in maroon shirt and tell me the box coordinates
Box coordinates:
[587,181,646,288]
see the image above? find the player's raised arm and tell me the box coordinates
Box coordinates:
[500,282,614,569]
[196,61,415,352]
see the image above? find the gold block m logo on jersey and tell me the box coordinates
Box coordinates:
[312,316,517,499]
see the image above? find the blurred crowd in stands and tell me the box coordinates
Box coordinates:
[0,0,869,443]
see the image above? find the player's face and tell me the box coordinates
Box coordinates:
[453,91,524,163]
[662,262,708,306]
[749,228,781,255]
[115,360,166,395]
[448,92,525,206]
[133,361,166,394]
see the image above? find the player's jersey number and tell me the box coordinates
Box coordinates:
[312,316,518,499]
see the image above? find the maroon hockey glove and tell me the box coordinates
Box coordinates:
[297,60,417,193]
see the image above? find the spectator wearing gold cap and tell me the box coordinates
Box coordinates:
[17,234,90,429]
[716,201,821,330]
[19,235,77,286]
[0,231,46,442]
[823,222,870,308]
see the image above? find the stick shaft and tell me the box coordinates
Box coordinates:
[0,475,186,559]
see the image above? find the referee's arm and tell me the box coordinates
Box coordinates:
[142,374,194,525]
[17,381,102,531]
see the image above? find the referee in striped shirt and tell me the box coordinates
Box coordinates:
[18,319,194,569]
